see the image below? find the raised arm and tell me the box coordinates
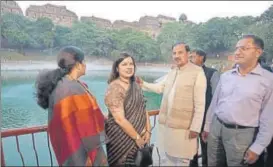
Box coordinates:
[140,74,168,94]
[104,83,145,148]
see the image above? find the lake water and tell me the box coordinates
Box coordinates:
[1,69,166,166]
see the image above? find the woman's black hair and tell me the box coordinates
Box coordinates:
[108,52,136,84]
[35,46,85,109]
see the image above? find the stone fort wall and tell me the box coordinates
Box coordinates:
[1,1,178,38]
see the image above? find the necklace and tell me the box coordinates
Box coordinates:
[119,78,130,84]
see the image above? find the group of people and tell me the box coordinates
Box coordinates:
[34,34,273,167]
[35,47,150,166]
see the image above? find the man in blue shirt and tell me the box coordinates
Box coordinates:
[202,34,273,166]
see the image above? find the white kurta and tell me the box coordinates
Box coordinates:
[151,77,198,166]
[142,64,207,166]
[142,73,204,166]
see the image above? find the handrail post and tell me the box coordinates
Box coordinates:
[0,110,160,166]
[1,139,5,167]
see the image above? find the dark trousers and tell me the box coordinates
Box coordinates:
[190,135,208,167]
[266,139,273,167]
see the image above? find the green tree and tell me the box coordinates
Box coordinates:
[157,22,197,61]
[64,21,115,57]
[1,5,273,64]
[259,4,273,23]
[179,13,187,23]
[246,23,273,63]
[29,17,55,49]
[110,28,161,62]
[1,13,36,53]
[196,17,237,54]
[53,25,71,47]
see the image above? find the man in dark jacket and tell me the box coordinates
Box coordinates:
[265,140,273,167]
[190,49,221,167]
[258,55,273,72]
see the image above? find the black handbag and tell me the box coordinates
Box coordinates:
[135,143,154,167]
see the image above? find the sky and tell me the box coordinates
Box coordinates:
[17,1,273,23]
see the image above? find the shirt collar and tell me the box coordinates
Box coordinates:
[231,63,264,76]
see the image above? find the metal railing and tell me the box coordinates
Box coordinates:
[1,110,159,166]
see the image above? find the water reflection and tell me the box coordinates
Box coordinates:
[2,70,165,129]
[2,70,166,166]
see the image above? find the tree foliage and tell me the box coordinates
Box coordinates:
[1,5,273,63]
[1,13,35,52]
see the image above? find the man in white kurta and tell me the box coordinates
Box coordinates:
[139,43,206,166]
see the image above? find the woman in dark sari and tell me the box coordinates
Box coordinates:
[35,46,107,166]
[104,52,151,166]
